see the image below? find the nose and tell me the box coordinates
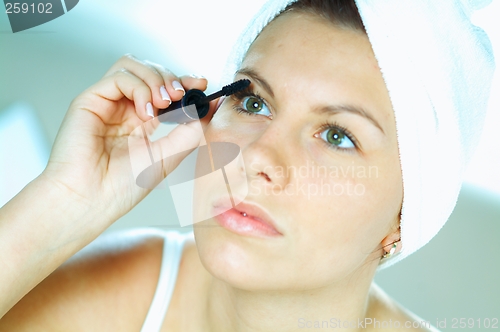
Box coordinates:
[241,121,292,192]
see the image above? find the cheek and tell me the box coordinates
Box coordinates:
[205,106,243,143]
[205,111,232,142]
[300,135,402,231]
[288,161,401,271]
[295,176,379,241]
[205,105,265,146]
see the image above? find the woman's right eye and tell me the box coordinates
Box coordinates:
[235,96,272,117]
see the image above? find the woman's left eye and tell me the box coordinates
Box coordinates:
[317,125,356,151]
[238,96,272,117]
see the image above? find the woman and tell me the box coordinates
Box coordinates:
[0,0,493,331]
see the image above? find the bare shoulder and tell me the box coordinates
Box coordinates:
[0,229,166,332]
[368,283,441,332]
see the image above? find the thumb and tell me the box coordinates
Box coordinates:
[128,120,204,189]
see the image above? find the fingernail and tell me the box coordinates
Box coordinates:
[172,80,185,95]
[189,74,206,79]
[160,85,171,103]
[146,102,154,118]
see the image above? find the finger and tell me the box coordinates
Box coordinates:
[140,116,163,137]
[179,75,208,92]
[142,60,188,104]
[151,120,204,177]
[89,69,155,122]
[129,119,205,189]
[105,54,182,112]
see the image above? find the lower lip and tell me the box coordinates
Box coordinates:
[213,207,281,237]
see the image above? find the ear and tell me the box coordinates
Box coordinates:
[380,226,401,257]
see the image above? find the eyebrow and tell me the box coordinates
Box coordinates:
[314,105,386,135]
[235,67,385,135]
[235,68,275,98]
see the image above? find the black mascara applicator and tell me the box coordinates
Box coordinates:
[157,79,251,124]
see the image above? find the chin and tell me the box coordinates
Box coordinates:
[193,221,291,290]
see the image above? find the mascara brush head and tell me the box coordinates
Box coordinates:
[220,79,251,96]
[199,78,251,105]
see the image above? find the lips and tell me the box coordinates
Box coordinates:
[212,197,282,237]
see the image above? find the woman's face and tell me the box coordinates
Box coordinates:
[193,12,403,290]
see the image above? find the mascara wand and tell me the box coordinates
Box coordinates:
[197,79,250,106]
[157,79,251,124]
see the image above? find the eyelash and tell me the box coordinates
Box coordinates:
[230,84,358,153]
[317,121,359,153]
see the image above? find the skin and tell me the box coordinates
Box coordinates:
[0,9,439,332]
[0,50,214,326]
[188,11,408,332]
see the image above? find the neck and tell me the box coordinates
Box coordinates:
[202,268,378,332]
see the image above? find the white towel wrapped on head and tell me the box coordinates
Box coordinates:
[222,0,496,269]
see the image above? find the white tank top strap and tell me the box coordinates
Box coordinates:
[140,230,193,332]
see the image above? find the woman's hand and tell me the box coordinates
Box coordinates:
[42,54,216,227]
[0,55,220,317]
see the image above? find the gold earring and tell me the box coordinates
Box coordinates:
[382,242,398,259]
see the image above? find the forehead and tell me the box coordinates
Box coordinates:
[240,12,394,125]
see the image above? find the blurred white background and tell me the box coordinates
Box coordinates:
[1,0,499,329]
